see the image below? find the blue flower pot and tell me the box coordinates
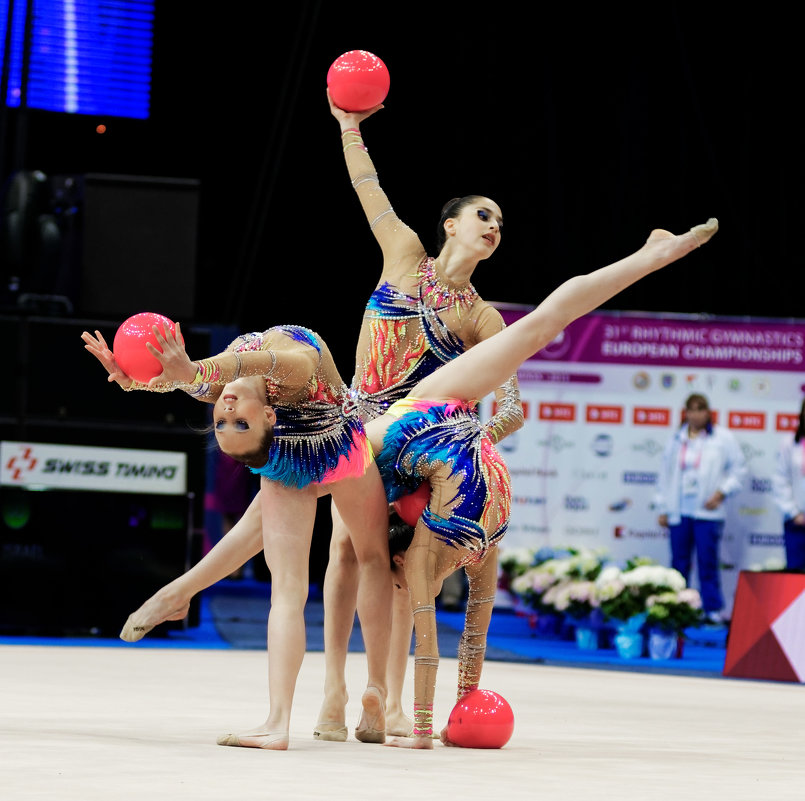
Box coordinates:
[613,614,647,659]
[575,626,599,650]
[648,629,679,660]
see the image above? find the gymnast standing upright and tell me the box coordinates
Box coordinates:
[315,91,523,740]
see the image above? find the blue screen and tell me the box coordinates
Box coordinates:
[1,0,154,119]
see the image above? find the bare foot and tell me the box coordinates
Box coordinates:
[355,686,386,744]
[386,709,414,738]
[217,729,289,750]
[384,735,433,749]
[119,585,191,642]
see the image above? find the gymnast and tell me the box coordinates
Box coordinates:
[87,215,717,749]
[358,216,719,748]
[81,324,393,750]
[315,91,524,740]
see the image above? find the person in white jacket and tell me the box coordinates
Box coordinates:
[771,399,805,571]
[656,393,747,622]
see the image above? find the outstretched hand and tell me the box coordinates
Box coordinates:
[145,321,197,386]
[81,330,133,388]
[327,88,383,126]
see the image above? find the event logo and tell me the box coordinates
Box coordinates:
[513,495,547,506]
[1,441,187,494]
[631,439,664,458]
[538,402,576,421]
[613,526,666,540]
[660,374,675,389]
[739,506,767,517]
[565,526,599,537]
[515,523,550,535]
[728,411,766,431]
[591,433,614,457]
[633,407,671,426]
[572,467,608,481]
[509,466,559,478]
[586,404,623,424]
[740,443,765,464]
[632,371,650,389]
[3,445,37,481]
[564,495,589,511]
[608,498,632,512]
[622,471,658,485]
[749,533,785,547]
[537,435,575,453]
[776,413,799,431]
[751,478,772,494]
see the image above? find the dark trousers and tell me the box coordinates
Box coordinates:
[783,519,805,571]
[669,516,724,612]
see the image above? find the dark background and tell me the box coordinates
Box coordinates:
[3,3,803,373]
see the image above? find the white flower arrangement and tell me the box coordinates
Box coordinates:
[646,588,704,633]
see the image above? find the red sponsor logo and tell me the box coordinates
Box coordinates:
[539,402,576,422]
[492,400,530,418]
[776,413,800,432]
[633,407,671,426]
[586,404,623,424]
[4,446,38,481]
[728,411,766,430]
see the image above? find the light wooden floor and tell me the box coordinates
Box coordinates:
[2,644,804,800]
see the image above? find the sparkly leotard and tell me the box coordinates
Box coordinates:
[133,325,371,489]
[376,397,512,569]
[351,256,522,443]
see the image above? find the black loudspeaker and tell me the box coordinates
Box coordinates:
[78,174,200,320]
[0,487,199,637]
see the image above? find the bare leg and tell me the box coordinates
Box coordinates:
[330,463,392,743]
[385,582,414,737]
[217,478,317,750]
[410,221,719,407]
[120,493,264,641]
[314,502,359,741]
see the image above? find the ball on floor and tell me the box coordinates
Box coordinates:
[446,689,514,749]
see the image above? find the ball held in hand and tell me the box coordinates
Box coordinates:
[327,50,390,112]
[446,689,514,749]
[113,312,176,383]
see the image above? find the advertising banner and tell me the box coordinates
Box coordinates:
[1,441,187,495]
[481,308,805,613]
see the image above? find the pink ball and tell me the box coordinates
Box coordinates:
[392,482,429,527]
[113,312,176,383]
[327,50,390,112]
[446,689,514,749]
